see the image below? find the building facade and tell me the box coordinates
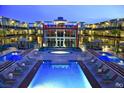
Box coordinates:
[1,16,124,49]
[84,18,124,37]
[43,17,79,47]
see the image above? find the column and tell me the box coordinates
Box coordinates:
[63,30,65,47]
[55,30,58,47]
[70,30,71,47]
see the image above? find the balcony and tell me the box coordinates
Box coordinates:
[43,25,78,30]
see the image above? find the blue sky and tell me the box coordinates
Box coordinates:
[0,5,124,23]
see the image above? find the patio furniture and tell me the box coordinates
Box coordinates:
[95,63,104,69]
[16,63,28,71]
[0,74,16,85]
[96,69,110,75]
[26,56,36,62]
[22,60,33,65]
[101,74,118,84]
[85,56,94,62]
[87,59,97,65]
[9,67,23,77]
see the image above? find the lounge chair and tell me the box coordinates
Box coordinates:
[101,74,118,84]
[0,74,16,85]
[9,67,23,77]
[88,56,94,60]
[95,63,104,69]
[96,69,110,75]
[26,56,36,61]
[16,63,28,71]
[33,51,40,56]
[22,60,32,65]
[87,59,97,65]
[98,64,104,69]
[84,56,94,62]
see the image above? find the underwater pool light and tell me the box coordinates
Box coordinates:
[118,60,124,65]
[51,51,70,54]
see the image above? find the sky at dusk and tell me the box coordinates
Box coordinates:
[0,5,124,23]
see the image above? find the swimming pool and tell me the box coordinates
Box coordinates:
[28,61,92,88]
[0,51,22,63]
[98,52,124,64]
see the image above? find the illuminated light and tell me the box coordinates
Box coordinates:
[91,59,95,62]
[43,43,46,47]
[102,53,106,56]
[11,20,15,24]
[118,60,124,65]
[3,56,6,61]
[29,37,32,41]
[108,56,116,59]
[120,60,123,63]
[102,46,110,52]
[35,49,39,51]
[50,51,70,54]
[81,46,86,52]
[12,53,15,55]
[119,48,122,52]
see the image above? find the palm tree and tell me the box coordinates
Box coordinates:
[0,30,6,37]
[111,30,121,37]
[113,38,120,56]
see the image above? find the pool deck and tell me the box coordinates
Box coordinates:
[0,49,37,88]
[78,61,101,88]
[22,48,100,88]
[1,48,124,88]
[84,49,124,88]
[39,48,83,64]
[19,60,43,88]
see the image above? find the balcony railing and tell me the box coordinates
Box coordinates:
[85,26,124,30]
[43,25,78,29]
[0,24,43,30]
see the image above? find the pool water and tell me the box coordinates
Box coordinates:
[0,51,22,62]
[98,52,123,63]
[99,52,113,56]
[28,62,91,88]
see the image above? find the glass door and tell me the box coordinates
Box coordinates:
[57,38,64,47]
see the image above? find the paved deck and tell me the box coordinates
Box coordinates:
[38,48,83,64]
[0,49,37,88]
